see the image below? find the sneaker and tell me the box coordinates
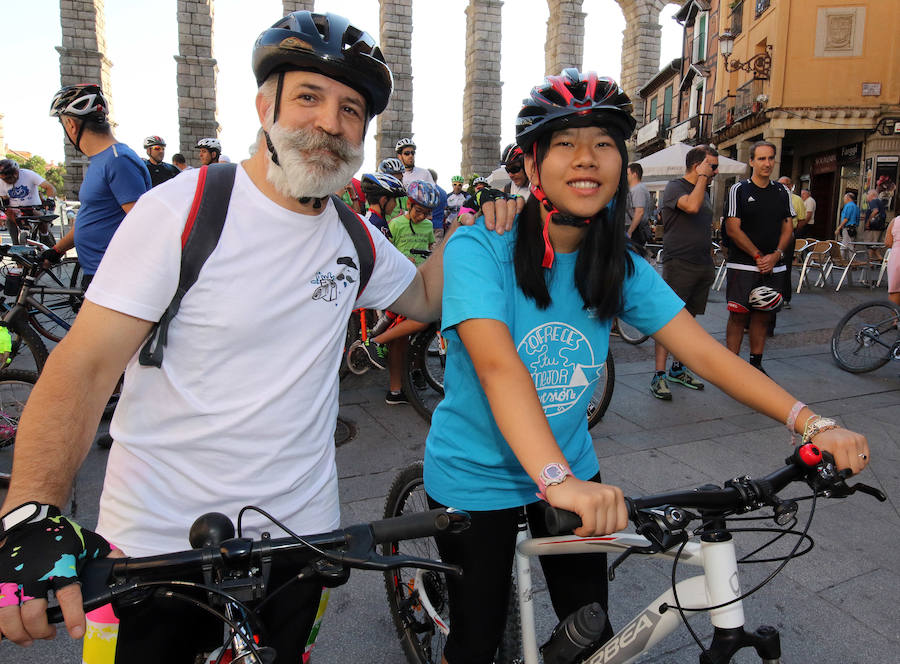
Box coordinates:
[667,367,705,390]
[411,368,427,390]
[649,374,672,401]
[362,341,388,370]
[783,302,792,310]
[385,390,409,405]
[751,363,768,376]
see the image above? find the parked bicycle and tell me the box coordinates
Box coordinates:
[341,307,389,378]
[13,211,58,247]
[49,508,469,663]
[830,299,900,373]
[383,446,884,664]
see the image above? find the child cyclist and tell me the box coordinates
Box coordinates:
[423,70,870,663]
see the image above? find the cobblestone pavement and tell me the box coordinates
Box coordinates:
[2,277,898,663]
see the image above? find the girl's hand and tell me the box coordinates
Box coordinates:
[544,478,628,538]
[810,427,870,476]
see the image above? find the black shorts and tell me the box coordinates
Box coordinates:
[726,267,785,314]
[427,474,612,664]
[113,563,323,663]
[662,259,715,316]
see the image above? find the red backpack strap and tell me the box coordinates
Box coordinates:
[139,163,237,367]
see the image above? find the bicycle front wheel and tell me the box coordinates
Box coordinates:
[3,321,49,373]
[383,463,448,664]
[30,258,83,342]
[831,301,900,373]
[0,369,36,451]
[403,325,445,424]
[615,318,649,345]
[586,350,615,429]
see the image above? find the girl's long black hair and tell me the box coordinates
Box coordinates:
[513,128,636,320]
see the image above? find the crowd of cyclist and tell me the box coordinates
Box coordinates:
[0,8,874,664]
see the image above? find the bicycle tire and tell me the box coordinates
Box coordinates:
[0,369,38,451]
[29,258,83,342]
[339,310,362,380]
[403,325,445,424]
[615,318,649,345]
[830,300,900,373]
[382,463,521,664]
[587,350,615,430]
[383,462,448,664]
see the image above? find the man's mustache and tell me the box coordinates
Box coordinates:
[281,127,359,164]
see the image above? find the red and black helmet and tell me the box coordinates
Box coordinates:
[515,69,636,151]
[501,143,524,166]
[252,11,392,118]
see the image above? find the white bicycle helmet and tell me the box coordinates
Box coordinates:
[395,138,415,153]
[144,136,166,149]
[749,285,783,311]
[196,138,221,152]
[378,158,403,175]
[473,176,489,187]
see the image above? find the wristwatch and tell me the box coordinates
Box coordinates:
[537,462,571,500]
[0,502,58,539]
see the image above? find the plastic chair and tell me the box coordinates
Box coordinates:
[829,241,870,291]
[875,246,891,288]
[796,240,833,293]
[712,242,728,291]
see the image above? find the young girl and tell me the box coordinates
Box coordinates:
[423,70,870,664]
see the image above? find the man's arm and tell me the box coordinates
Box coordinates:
[1,301,153,510]
[676,174,711,214]
[38,180,56,199]
[627,207,644,237]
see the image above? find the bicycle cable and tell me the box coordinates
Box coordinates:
[665,492,819,655]
[237,505,337,562]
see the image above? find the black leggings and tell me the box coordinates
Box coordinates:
[113,564,322,663]
[428,474,612,664]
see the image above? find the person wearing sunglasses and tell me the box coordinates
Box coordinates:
[650,145,719,400]
[500,142,530,201]
[394,137,434,187]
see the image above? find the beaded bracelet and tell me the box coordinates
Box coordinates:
[785,400,806,445]
[802,416,839,445]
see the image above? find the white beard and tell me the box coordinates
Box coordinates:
[265,123,364,200]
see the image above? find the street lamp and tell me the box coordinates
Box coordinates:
[719,31,773,79]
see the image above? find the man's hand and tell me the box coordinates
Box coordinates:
[756,252,779,274]
[39,247,63,266]
[0,508,112,645]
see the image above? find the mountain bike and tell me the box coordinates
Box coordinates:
[341,307,389,378]
[0,368,38,488]
[830,299,900,373]
[383,445,885,664]
[13,211,58,247]
[403,330,615,431]
[50,507,469,663]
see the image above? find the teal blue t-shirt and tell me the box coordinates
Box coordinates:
[424,220,684,510]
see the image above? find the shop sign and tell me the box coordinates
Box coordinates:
[812,152,836,174]
[838,143,861,164]
[861,82,881,96]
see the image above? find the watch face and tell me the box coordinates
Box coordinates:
[545,465,565,481]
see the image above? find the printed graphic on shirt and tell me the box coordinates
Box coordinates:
[517,322,606,417]
[310,256,359,305]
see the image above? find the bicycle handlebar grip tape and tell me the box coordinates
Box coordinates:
[370,508,468,544]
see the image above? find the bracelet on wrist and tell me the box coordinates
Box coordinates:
[801,416,839,445]
[785,401,806,445]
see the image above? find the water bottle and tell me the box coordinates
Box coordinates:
[541,602,608,664]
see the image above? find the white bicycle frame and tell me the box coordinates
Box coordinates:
[412,525,748,664]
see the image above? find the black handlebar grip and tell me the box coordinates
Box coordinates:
[545,507,583,535]
[370,508,468,544]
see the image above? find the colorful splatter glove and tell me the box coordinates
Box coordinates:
[0,504,111,607]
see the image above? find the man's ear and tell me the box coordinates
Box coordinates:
[256,91,272,127]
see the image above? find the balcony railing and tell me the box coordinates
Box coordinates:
[713,99,732,132]
[669,113,713,145]
[636,117,666,147]
[734,81,754,122]
[755,0,770,18]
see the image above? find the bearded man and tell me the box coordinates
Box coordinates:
[0,12,463,661]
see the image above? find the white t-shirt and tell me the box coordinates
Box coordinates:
[88,165,417,557]
[402,166,434,188]
[0,168,45,207]
[803,196,816,225]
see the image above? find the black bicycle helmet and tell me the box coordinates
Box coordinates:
[361,172,406,198]
[515,69,635,151]
[252,11,392,118]
[501,142,524,166]
[49,84,109,121]
[0,159,19,176]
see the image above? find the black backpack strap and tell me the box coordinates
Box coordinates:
[329,195,375,299]
[139,163,237,367]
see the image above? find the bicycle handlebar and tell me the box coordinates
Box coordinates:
[545,444,886,535]
[47,507,469,624]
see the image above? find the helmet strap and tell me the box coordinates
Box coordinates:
[61,116,87,155]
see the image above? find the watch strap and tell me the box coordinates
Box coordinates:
[0,502,59,539]
[536,462,572,501]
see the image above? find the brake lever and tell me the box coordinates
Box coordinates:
[607,520,688,581]
[325,524,464,577]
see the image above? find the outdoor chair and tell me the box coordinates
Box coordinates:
[875,246,892,288]
[789,238,811,293]
[712,242,727,291]
[796,240,833,293]
[829,241,870,291]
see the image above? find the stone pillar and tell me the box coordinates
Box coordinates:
[763,127,785,180]
[736,140,750,166]
[376,0,413,164]
[461,0,503,178]
[56,0,114,198]
[616,0,666,128]
[545,0,585,76]
[175,0,220,167]
[282,1,313,14]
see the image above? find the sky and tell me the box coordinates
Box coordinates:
[3,0,682,186]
